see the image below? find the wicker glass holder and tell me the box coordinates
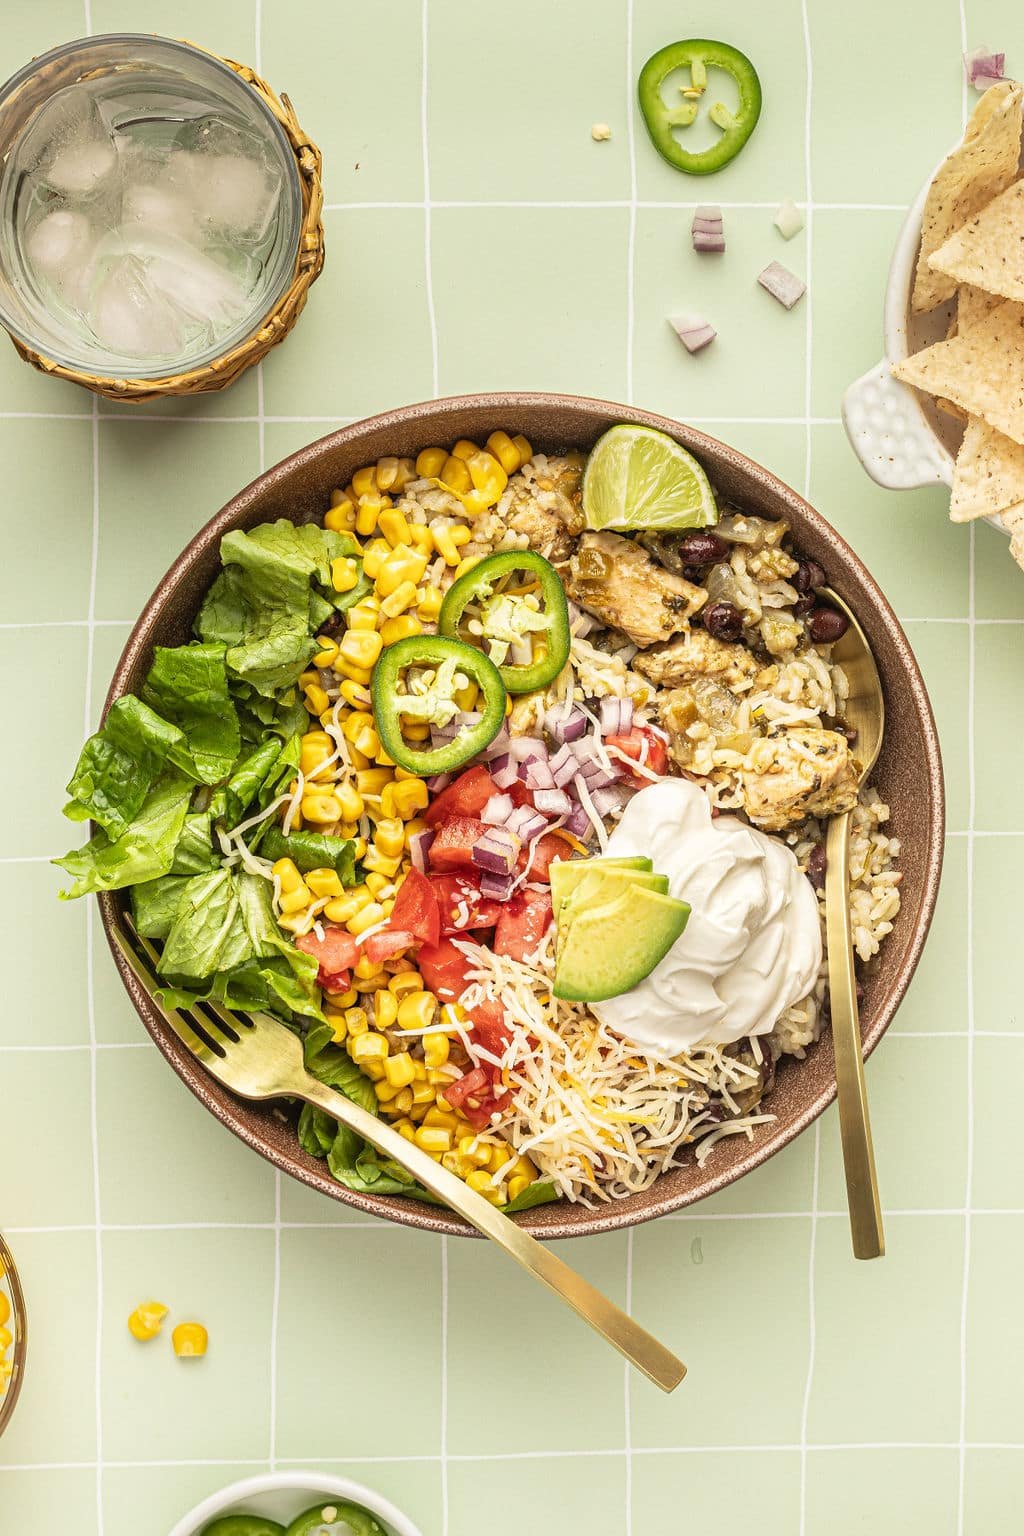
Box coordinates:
[8,45,325,403]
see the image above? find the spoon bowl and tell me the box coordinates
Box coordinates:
[823,587,885,781]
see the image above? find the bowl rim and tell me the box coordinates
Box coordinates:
[166,1468,423,1536]
[0,1231,28,1440]
[96,390,945,1240]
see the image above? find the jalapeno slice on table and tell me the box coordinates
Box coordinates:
[638,38,762,175]
[372,634,507,775]
[438,550,571,695]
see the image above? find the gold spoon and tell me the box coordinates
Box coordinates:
[820,587,885,1260]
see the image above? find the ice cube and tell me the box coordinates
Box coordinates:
[89,253,184,358]
[122,182,197,241]
[25,83,120,203]
[168,113,284,243]
[25,208,96,308]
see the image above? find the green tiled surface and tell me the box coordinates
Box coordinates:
[0,3,1018,1533]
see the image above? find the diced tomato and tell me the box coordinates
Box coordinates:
[361,928,416,966]
[387,867,441,947]
[428,816,490,873]
[467,995,511,1057]
[506,777,535,808]
[516,830,570,883]
[417,937,473,1004]
[606,725,669,782]
[443,1065,511,1131]
[295,925,360,989]
[442,1067,490,1110]
[428,873,503,933]
[494,890,553,963]
[424,765,498,827]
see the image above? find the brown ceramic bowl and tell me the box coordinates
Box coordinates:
[0,1232,28,1439]
[98,392,944,1239]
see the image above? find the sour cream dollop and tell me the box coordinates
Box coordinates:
[593,778,822,1054]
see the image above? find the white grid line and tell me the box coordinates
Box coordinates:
[623,8,637,1529]
[320,199,912,212]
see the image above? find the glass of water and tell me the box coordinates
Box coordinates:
[0,35,302,379]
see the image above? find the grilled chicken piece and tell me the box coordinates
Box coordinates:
[635,627,760,692]
[507,500,575,564]
[740,726,859,831]
[566,531,705,648]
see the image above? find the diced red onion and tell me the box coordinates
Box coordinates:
[668,313,717,354]
[479,870,515,900]
[773,198,804,241]
[430,722,459,748]
[757,261,806,311]
[472,830,519,874]
[508,735,547,762]
[408,829,435,872]
[508,807,548,842]
[525,759,556,791]
[600,695,633,735]
[483,792,514,825]
[548,743,579,788]
[488,752,519,790]
[426,772,451,793]
[533,787,573,816]
[509,639,533,667]
[567,601,597,636]
[964,45,1005,89]
[591,786,624,817]
[580,757,618,790]
[565,805,593,838]
[691,205,725,254]
[484,725,510,758]
[549,706,587,744]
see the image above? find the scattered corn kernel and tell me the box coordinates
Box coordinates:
[306,867,344,899]
[512,434,532,464]
[272,857,303,895]
[465,1170,504,1203]
[363,847,402,878]
[458,1136,492,1168]
[356,766,393,795]
[379,506,412,547]
[302,791,344,825]
[304,683,330,716]
[347,901,387,935]
[384,1052,417,1089]
[312,636,340,667]
[416,445,447,478]
[380,614,423,646]
[324,1009,348,1043]
[340,629,384,670]
[415,1126,452,1153]
[339,678,372,709]
[380,579,419,619]
[373,817,406,859]
[350,1030,389,1063]
[376,546,429,597]
[331,556,361,594]
[172,1322,208,1359]
[279,881,312,914]
[325,499,356,533]
[507,1176,532,1203]
[373,989,399,1029]
[416,585,445,622]
[451,439,480,462]
[352,465,378,496]
[485,430,522,474]
[397,989,437,1031]
[440,455,472,494]
[431,524,462,566]
[423,1031,450,1068]
[127,1301,168,1342]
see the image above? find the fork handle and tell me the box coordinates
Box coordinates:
[302,1078,686,1392]
[825,810,885,1259]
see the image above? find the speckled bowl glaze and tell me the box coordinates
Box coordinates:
[98,393,945,1240]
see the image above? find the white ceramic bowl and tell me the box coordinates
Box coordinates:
[841,157,1008,533]
[167,1471,423,1536]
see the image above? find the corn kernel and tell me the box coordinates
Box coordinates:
[374,817,406,859]
[360,539,390,579]
[488,1143,514,1176]
[466,449,508,505]
[414,1126,452,1153]
[312,636,340,668]
[302,791,344,825]
[458,1136,493,1168]
[306,867,344,899]
[356,767,393,796]
[465,1170,504,1203]
[363,871,387,898]
[272,857,303,894]
[300,740,333,781]
[409,523,435,553]
[453,555,484,580]
[441,455,472,494]
[339,661,373,687]
[424,1106,460,1132]
[172,1322,208,1359]
[304,683,330,716]
[453,679,478,712]
[379,579,419,619]
[449,524,472,546]
[331,556,361,594]
[389,969,423,997]
[363,847,402,879]
[324,890,370,924]
[351,724,380,760]
[512,434,532,464]
[347,900,386,935]
[384,1051,417,1089]
[279,881,312,915]
[428,1067,456,1086]
[416,445,447,478]
[410,1080,436,1107]
[507,1175,532,1203]
[380,614,423,647]
[376,546,429,597]
[442,1152,474,1178]
[451,438,480,462]
[356,494,388,538]
[396,1119,417,1142]
[391,779,429,819]
[486,430,522,474]
[342,710,373,741]
[378,506,412,547]
[352,464,378,497]
[324,1009,348,1043]
[423,1031,450,1068]
[325,500,357,533]
[340,629,384,670]
[0,1326,11,1351]
[350,1029,388,1063]
[353,960,388,986]
[375,456,400,492]
[401,720,430,741]
[390,1088,415,1115]
[335,781,363,822]
[397,990,437,1031]
[300,670,320,688]
[416,585,444,621]
[127,1301,168,1342]
[430,524,462,566]
[373,989,399,1029]
[347,602,381,633]
[338,679,371,711]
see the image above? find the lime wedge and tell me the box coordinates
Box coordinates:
[582,424,718,532]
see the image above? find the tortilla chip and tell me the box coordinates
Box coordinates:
[929,179,1024,302]
[936,396,968,420]
[950,417,1024,520]
[912,80,1023,313]
[892,300,1024,444]
[1003,502,1024,569]
[957,283,1007,330]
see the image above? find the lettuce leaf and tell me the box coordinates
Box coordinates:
[158,867,252,983]
[196,520,358,698]
[141,643,240,785]
[260,826,357,883]
[131,874,193,940]
[55,774,193,899]
[63,695,188,837]
[171,813,218,874]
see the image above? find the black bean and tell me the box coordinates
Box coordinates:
[807,842,827,890]
[678,531,729,566]
[792,594,815,619]
[806,605,850,644]
[683,564,703,583]
[794,558,826,593]
[703,601,743,641]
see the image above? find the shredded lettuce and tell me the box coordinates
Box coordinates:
[140,642,240,784]
[55,774,193,898]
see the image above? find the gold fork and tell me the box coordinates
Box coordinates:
[113,922,686,1392]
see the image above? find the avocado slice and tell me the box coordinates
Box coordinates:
[553,886,691,1002]
[557,868,670,937]
[549,855,654,921]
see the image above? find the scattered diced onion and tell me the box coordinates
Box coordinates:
[426,772,451,793]
[668,314,717,354]
[549,705,588,744]
[482,792,514,824]
[408,829,435,872]
[472,829,520,874]
[691,205,725,253]
[533,787,573,816]
[548,743,579,788]
[964,45,1005,89]
[757,261,806,310]
[479,870,515,900]
[600,695,633,735]
[488,752,519,790]
[565,805,593,838]
[773,198,804,240]
[525,758,556,791]
[507,735,547,762]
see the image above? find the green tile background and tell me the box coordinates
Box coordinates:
[0,2,1018,1532]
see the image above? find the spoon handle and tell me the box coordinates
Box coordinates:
[825,810,885,1259]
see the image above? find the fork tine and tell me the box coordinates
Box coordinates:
[113,921,222,1061]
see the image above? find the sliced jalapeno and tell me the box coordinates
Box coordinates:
[372,634,507,775]
[438,550,571,695]
[638,38,762,176]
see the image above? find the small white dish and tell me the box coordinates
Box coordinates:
[841,156,1008,533]
[167,1470,423,1536]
